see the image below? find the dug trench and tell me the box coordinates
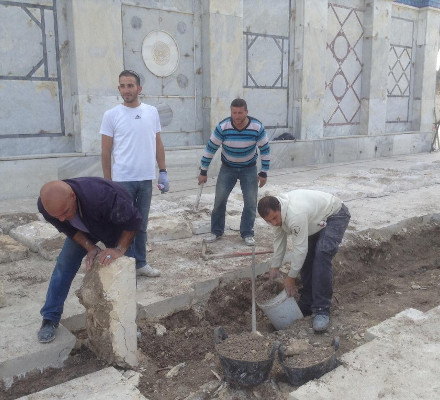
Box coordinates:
[3,220,440,400]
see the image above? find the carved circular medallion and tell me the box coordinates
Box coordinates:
[142,30,179,77]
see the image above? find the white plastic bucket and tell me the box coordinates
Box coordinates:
[257,290,303,330]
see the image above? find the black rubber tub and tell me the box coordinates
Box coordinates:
[278,337,340,386]
[214,326,279,387]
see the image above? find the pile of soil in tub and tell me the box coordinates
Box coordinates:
[255,279,284,302]
[216,332,274,362]
[280,338,335,368]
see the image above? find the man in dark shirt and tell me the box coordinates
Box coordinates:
[37,177,142,343]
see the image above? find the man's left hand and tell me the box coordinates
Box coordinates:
[257,176,267,188]
[284,276,297,297]
[158,171,170,193]
[96,248,123,267]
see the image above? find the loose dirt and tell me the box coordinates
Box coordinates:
[2,221,440,400]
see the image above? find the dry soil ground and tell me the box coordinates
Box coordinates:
[2,220,440,400]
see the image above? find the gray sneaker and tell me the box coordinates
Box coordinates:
[38,319,58,343]
[244,236,255,246]
[205,233,219,243]
[313,314,330,332]
[136,264,161,277]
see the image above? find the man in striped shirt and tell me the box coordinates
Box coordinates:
[197,98,270,246]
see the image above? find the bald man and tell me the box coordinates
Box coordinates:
[37,177,142,343]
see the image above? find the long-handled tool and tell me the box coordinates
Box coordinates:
[194,183,204,211]
[251,246,257,334]
[201,239,273,261]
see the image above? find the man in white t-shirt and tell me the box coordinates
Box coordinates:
[258,189,351,332]
[100,70,170,277]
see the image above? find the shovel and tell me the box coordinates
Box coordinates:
[251,246,257,334]
[193,182,204,212]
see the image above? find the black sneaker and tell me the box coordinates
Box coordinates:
[38,319,58,343]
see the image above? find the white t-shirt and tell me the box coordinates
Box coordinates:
[100,103,162,181]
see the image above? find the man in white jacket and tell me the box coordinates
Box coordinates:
[257,189,350,332]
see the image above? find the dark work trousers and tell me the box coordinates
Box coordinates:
[298,204,351,315]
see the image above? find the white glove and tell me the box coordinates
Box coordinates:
[158,171,170,193]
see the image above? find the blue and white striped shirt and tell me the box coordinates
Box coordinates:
[201,116,270,172]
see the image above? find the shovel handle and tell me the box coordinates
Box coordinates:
[251,246,257,333]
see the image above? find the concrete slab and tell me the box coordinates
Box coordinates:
[16,367,147,399]
[0,305,76,390]
[289,306,440,400]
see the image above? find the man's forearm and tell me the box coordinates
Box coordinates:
[102,153,112,180]
[156,134,166,170]
[115,230,136,254]
[72,231,97,252]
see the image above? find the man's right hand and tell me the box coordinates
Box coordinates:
[85,246,101,271]
[284,276,296,297]
[198,174,207,185]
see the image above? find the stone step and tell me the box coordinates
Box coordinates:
[289,305,440,400]
[16,367,147,399]
[0,305,76,390]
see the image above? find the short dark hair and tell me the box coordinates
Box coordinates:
[230,98,247,110]
[119,70,141,86]
[257,196,280,218]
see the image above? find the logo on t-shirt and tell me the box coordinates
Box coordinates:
[135,115,141,119]
[292,226,301,236]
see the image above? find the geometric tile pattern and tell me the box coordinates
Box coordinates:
[244,32,289,88]
[386,44,413,123]
[0,0,64,136]
[388,46,412,97]
[324,4,364,127]
[0,0,61,82]
[386,15,414,125]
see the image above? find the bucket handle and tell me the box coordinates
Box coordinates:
[214,326,228,345]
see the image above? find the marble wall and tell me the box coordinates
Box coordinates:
[0,0,439,199]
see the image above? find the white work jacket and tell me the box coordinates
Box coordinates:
[271,189,342,278]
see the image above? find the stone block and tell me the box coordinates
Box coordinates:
[191,220,211,235]
[9,221,59,253]
[0,234,29,264]
[76,256,138,368]
[148,215,193,242]
[37,233,66,261]
[0,213,38,234]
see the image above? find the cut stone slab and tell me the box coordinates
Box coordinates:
[0,234,29,264]
[16,367,147,399]
[148,215,193,242]
[76,256,138,368]
[364,308,428,342]
[9,221,59,253]
[36,233,65,261]
[0,213,38,234]
[0,305,76,390]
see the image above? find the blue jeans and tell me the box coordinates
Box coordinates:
[211,164,258,238]
[117,180,152,269]
[298,204,351,315]
[40,237,87,323]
